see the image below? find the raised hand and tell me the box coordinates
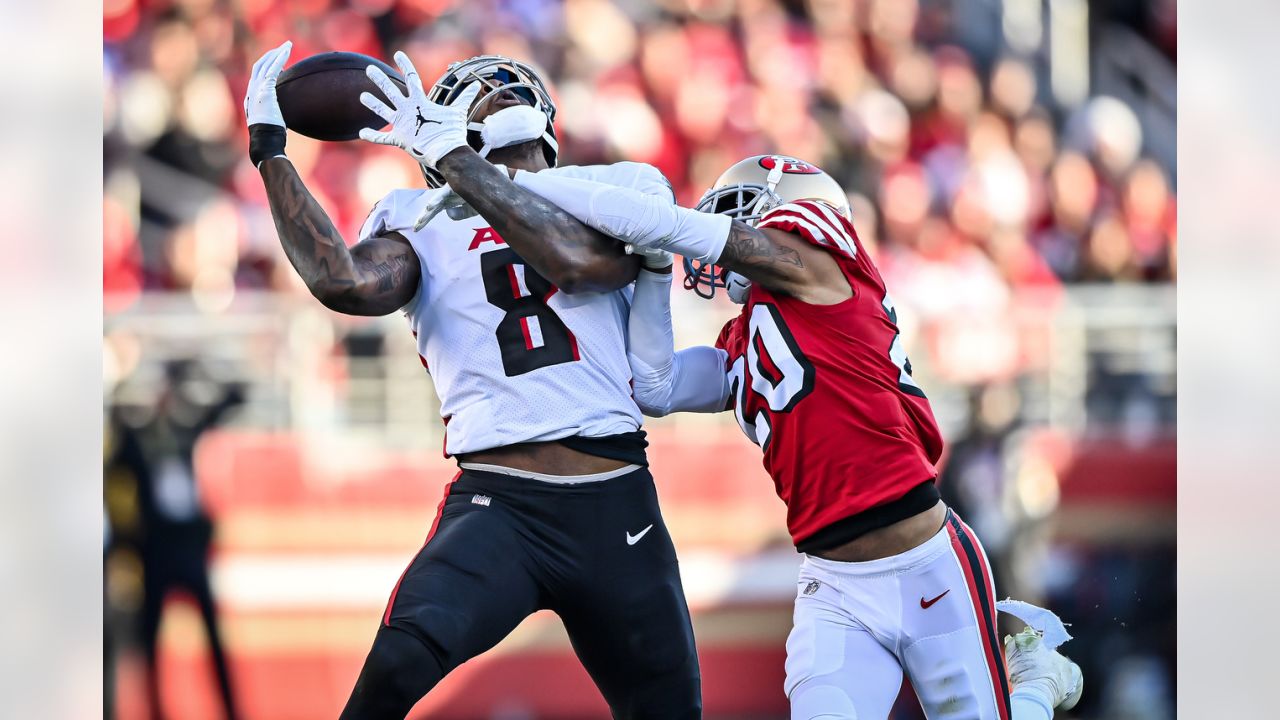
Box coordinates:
[358,51,481,168]
[244,41,292,126]
[244,41,293,166]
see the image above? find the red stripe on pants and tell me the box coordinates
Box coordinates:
[947,515,1012,720]
[382,472,460,626]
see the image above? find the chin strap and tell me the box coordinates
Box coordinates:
[725,272,752,304]
[764,157,785,191]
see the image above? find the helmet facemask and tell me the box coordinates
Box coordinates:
[421,56,559,188]
[684,161,787,300]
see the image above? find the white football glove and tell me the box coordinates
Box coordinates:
[358,51,481,168]
[625,244,674,272]
[244,41,291,127]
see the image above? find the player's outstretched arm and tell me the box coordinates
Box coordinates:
[244,42,419,317]
[628,262,731,417]
[436,148,641,294]
[717,222,850,304]
[509,171,850,304]
[259,160,420,316]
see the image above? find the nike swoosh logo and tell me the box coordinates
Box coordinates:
[626,524,654,546]
[920,589,950,609]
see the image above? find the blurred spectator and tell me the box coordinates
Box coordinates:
[1034,150,1097,280]
[938,382,1025,578]
[1122,159,1177,279]
[106,360,245,720]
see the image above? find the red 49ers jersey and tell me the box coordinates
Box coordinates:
[714,200,944,551]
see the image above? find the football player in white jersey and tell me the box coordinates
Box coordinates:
[244,44,700,719]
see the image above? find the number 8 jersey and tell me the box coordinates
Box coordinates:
[360,164,669,457]
[714,200,945,553]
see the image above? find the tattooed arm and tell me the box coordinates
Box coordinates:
[500,167,851,304]
[434,148,640,294]
[260,158,420,316]
[713,221,852,304]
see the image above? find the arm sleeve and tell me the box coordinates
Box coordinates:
[545,162,675,200]
[628,269,731,417]
[615,161,677,200]
[512,169,731,263]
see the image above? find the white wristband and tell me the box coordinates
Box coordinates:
[256,154,291,169]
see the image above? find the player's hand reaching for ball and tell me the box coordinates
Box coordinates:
[359,51,481,168]
[244,41,292,167]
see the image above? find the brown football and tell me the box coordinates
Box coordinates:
[276,51,408,142]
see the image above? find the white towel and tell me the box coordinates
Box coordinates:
[996,598,1073,650]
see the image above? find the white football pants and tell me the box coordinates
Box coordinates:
[785,511,1015,720]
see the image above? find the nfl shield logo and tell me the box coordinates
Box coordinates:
[803,580,821,596]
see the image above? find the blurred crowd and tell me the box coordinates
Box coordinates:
[103,0,1176,314]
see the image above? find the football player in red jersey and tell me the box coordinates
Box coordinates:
[506,155,1083,720]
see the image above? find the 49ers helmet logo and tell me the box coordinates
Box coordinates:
[758,156,822,175]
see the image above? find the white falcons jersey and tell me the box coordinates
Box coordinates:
[358,162,673,456]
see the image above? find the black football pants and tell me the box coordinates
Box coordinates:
[339,466,702,719]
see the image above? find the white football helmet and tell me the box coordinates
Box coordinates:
[688,155,850,301]
[421,55,559,188]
